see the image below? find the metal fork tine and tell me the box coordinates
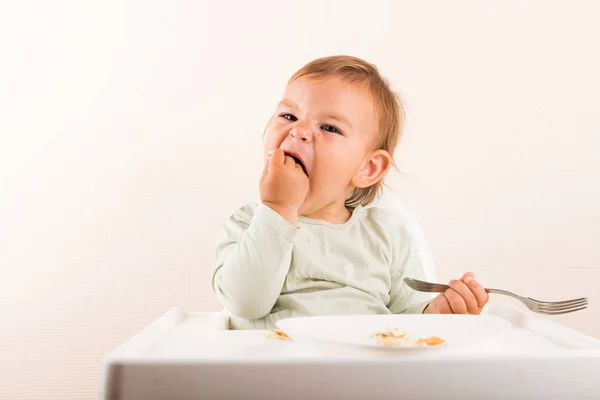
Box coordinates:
[537,305,588,315]
[536,300,588,312]
[538,298,588,307]
[529,297,588,306]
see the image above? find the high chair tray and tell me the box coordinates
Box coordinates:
[100,303,600,400]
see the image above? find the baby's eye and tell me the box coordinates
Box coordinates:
[322,124,342,135]
[280,113,297,122]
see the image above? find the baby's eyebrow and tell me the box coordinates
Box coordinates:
[278,99,297,109]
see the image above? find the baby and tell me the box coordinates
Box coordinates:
[212,56,489,330]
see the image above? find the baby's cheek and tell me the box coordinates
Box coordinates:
[265,131,286,151]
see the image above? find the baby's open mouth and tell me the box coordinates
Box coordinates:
[285,153,308,177]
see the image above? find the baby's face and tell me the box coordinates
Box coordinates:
[264,75,378,215]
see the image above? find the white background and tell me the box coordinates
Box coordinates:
[1,1,599,398]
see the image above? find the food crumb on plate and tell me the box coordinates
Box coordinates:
[416,336,445,346]
[372,328,445,347]
[266,329,291,340]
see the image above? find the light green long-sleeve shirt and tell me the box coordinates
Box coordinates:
[211,202,433,330]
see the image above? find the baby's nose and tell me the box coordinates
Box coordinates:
[290,123,313,142]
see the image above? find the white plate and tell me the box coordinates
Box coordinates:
[276,314,511,351]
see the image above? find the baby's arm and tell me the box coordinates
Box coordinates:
[211,204,299,320]
[213,149,308,320]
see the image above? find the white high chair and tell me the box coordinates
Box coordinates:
[214,192,436,329]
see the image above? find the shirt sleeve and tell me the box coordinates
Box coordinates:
[211,203,299,320]
[388,236,436,314]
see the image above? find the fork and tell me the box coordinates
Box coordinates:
[403,277,588,315]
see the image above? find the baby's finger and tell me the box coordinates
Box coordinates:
[463,276,489,308]
[284,155,297,167]
[461,272,476,280]
[436,294,453,314]
[445,288,468,314]
[269,149,285,166]
[449,279,479,314]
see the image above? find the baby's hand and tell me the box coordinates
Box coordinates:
[423,272,489,315]
[260,148,309,226]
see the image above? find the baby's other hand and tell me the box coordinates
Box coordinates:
[423,272,489,315]
[260,148,309,225]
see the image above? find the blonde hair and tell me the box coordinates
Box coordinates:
[290,55,405,208]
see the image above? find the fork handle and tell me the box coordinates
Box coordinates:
[417,283,514,298]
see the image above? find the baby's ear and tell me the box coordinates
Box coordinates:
[351,149,391,189]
